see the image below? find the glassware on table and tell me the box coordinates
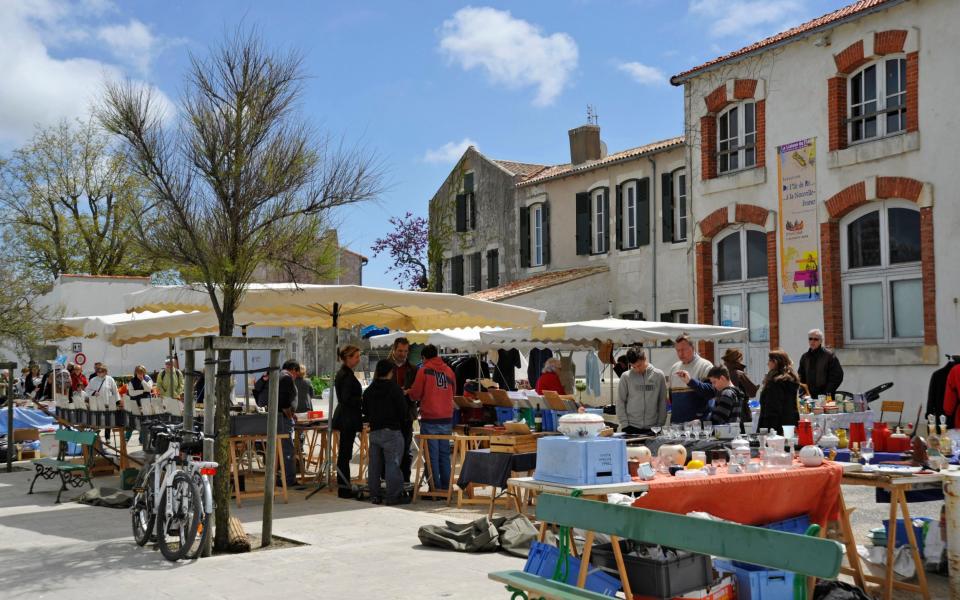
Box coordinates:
[691,450,707,464]
[651,426,662,438]
[703,422,714,440]
[691,420,702,440]
[860,440,875,465]
[712,449,728,470]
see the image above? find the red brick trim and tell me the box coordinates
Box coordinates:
[906,51,919,132]
[876,176,922,202]
[705,85,729,113]
[735,204,768,228]
[700,116,717,180]
[820,222,843,349]
[733,79,757,100]
[920,206,937,346]
[766,231,780,350]
[695,241,715,363]
[827,77,848,151]
[755,99,766,169]
[874,30,908,55]
[700,207,730,240]
[825,182,868,220]
[834,40,867,74]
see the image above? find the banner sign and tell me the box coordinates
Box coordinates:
[777,138,821,303]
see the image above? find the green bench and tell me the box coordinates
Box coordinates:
[28,429,98,503]
[490,493,844,600]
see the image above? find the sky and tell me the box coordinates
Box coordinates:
[0,0,855,288]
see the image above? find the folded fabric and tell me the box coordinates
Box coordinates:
[417,514,540,557]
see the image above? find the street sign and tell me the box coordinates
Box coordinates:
[74,353,87,366]
[71,342,82,353]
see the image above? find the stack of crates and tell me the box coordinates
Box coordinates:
[523,541,621,596]
[713,515,809,600]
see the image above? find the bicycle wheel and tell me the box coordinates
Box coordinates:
[182,473,212,560]
[131,466,155,547]
[157,472,202,561]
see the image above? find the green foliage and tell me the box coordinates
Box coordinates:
[310,374,331,397]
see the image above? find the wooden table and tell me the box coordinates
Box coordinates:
[838,462,934,600]
[228,434,289,507]
[294,419,328,482]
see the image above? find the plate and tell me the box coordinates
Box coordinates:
[875,465,922,475]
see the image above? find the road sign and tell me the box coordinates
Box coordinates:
[74,353,87,366]
[71,342,82,353]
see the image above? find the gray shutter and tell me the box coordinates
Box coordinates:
[638,178,650,246]
[433,261,444,292]
[542,200,551,265]
[602,187,610,254]
[519,206,530,268]
[469,193,477,230]
[575,192,591,255]
[615,185,623,250]
[455,193,467,232]
[451,255,464,295]
[471,252,482,292]
[661,172,674,243]
[487,249,499,288]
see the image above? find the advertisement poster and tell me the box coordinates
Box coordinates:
[777,138,821,303]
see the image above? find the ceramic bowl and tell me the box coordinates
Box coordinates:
[799,445,824,467]
[557,412,605,438]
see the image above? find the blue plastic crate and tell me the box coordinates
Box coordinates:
[583,408,604,416]
[541,409,573,432]
[534,436,629,485]
[883,517,933,557]
[495,406,518,425]
[761,514,811,536]
[523,541,621,596]
[714,559,794,600]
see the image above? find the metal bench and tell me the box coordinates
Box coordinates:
[490,493,844,599]
[28,429,98,503]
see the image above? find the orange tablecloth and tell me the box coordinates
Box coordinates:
[631,462,843,526]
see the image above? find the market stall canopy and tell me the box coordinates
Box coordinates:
[368,327,594,352]
[478,318,746,346]
[123,283,547,330]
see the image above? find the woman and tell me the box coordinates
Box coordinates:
[23,364,41,399]
[295,363,313,413]
[535,358,566,395]
[332,345,363,499]
[757,349,801,435]
[86,363,121,410]
[127,365,153,409]
[362,359,409,505]
[68,363,88,396]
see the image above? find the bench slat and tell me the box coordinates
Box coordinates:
[535,494,842,580]
[488,570,613,600]
[55,429,97,446]
[32,458,86,471]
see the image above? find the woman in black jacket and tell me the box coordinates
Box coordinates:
[332,345,363,498]
[758,349,801,435]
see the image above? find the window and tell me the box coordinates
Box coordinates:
[623,181,637,249]
[716,229,767,283]
[593,188,607,253]
[714,227,769,348]
[486,249,499,289]
[718,102,756,174]
[470,252,482,293]
[450,255,464,295]
[673,170,687,242]
[532,204,544,267]
[849,57,907,143]
[841,201,922,344]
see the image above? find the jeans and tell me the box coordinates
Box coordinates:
[368,428,404,502]
[400,421,413,482]
[337,427,359,492]
[419,420,452,490]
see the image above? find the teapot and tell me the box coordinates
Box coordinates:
[765,434,787,452]
[872,423,891,452]
[657,444,688,468]
[819,429,840,449]
[799,445,824,467]
[797,419,818,447]
[730,435,751,451]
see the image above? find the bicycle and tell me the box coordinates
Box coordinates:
[132,421,217,561]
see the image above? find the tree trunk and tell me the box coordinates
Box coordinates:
[212,309,236,551]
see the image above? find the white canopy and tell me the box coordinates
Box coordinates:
[367,327,594,352]
[124,283,546,330]
[479,318,746,346]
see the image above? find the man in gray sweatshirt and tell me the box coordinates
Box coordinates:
[616,349,668,434]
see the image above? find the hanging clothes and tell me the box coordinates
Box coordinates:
[585,351,602,399]
[927,356,960,420]
[558,355,575,398]
[494,348,521,391]
[527,348,553,389]
[453,355,490,396]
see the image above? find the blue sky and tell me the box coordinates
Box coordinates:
[0,0,853,287]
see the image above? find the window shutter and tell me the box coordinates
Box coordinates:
[615,185,623,250]
[660,312,673,323]
[455,193,467,232]
[469,193,477,230]
[433,260,444,292]
[602,188,610,254]
[661,172,674,243]
[638,178,651,246]
[464,172,474,193]
[451,255,464,295]
[519,206,531,268]
[487,249,499,288]
[471,252,482,292]
[575,192,591,255]
[542,200,551,265]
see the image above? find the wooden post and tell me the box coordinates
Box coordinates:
[202,337,216,460]
[261,348,281,547]
[241,325,251,412]
[183,349,195,431]
[3,362,16,473]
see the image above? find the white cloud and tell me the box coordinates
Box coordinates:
[97,19,158,75]
[618,61,667,86]
[424,138,477,164]
[439,7,578,107]
[690,0,805,39]
[0,1,174,148]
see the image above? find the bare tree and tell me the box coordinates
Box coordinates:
[98,30,384,551]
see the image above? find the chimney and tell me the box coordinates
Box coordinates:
[568,124,602,165]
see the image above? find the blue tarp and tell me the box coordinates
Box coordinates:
[0,407,58,435]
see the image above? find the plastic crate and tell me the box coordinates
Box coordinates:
[883,517,933,557]
[534,436,629,485]
[713,559,794,600]
[523,541,621,596]
[541,409,573,432]
[495,406,518,425]
[590,539,712,598]
[584,407,605,416]
[761,514,810,536]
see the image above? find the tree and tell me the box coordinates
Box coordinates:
[98,30,383,551]
[0,265,52,359]
[0,119,162,283]
[371,212,428,290]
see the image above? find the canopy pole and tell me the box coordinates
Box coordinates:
[183,349,195,431]
[261,347,281,547]
[242,325,250,412]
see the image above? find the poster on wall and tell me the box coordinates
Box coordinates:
[777,138,821,303]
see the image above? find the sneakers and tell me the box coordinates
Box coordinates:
[386,496,411,506]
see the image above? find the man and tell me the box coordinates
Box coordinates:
[389,338,419,483]
[277,360,301,488]
[668,334,713,424]
[797,329,843,398]
[156,358,184,400]
[615,349,667,435]
[409,345,455,491]
[253,371,270,407]
[87,362,103,382]
[294,364,313,413]
[678,366,743,425]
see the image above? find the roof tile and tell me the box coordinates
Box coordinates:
[467,266,609,302]
[517,136,684,186]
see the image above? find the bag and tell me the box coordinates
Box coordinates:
[598,340,615,365]
[417,516,500,553]
[813,580,871,600]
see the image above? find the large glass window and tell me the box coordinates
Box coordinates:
[717,233,742,282]
[623,181,637,249]
[850,58,907,143]
[532,204,543,267]
[673,170,688,242]
[718,102,756,174]
[716,229,767,283]
[748,291,769,342]
[841,201,922,344]
[593,189,607,253]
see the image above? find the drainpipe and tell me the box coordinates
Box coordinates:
[648,157,658,320]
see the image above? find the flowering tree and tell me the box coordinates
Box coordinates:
[372,212,429,290]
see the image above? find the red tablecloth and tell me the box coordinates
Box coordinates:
[631,462,843,526]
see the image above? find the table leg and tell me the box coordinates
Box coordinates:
[576,531,595,588]
[231,439,243,508]
[277,441,288,504]
[119,428,128,471]
[610,535,633,600]
[896,487,931,600]
[537,520,548,543]
[838,491,866,590]
[884,486,898,600]
[448,439,461,506]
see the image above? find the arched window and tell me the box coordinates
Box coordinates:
[841,200,921,343]
[717,101,756,174]
[849,57,907,143]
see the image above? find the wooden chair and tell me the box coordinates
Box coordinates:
[879,400,905,425]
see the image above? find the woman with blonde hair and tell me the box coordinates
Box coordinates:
[127,365,153,408]
[757,349,801,435]
[332,345,363,498]
[535,358,566,395]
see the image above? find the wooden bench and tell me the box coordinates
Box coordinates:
[490,493,844,600]
[28,429,98,503]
